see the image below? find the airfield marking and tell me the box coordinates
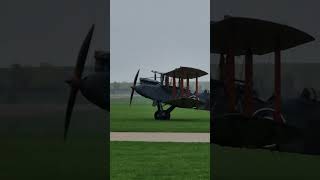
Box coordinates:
[110,132,209,143]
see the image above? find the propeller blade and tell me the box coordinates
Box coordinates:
[64,87,79,140]
[64,25,94,141]
[74,24,95,79]
[130,87,134,105]
[133,69,140,87]
[130,70,140,105]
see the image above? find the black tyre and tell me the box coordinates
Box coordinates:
[154,110,161,120]
[163,111,171,120]
[154,110,171,120]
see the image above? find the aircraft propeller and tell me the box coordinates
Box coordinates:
[130,69,140,105]
[64,24,95,141]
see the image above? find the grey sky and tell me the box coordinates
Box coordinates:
[0,0,108,67]
[111,0,210,82]
[211,0,320,64]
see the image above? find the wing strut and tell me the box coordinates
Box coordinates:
[172,74,176,98]
[274,47,282,123]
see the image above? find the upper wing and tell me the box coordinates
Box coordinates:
[163,66,207,79]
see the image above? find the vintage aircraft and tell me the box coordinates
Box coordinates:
[130,67,210,120]
[211,16,320,155]
[64,24,109,140]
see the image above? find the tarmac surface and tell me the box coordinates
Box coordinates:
[110,132,210,143]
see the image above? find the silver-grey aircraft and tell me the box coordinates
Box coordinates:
[130,67,210,120]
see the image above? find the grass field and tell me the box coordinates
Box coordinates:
[110,96,320,179]
[0,137,107,180]
[0,103,108,179]
[212,145,320,179]
[111,142,320,179]
[110,97,210,132]
[110,96,210,179]
[111,141,210,180]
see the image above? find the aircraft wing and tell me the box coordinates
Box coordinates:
[211,16,315,55]
[163,66,207,79]
[164,97,204,108]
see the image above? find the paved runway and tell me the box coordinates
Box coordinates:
[110,132,210,143]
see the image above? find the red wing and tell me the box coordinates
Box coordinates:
[163,66,208,79]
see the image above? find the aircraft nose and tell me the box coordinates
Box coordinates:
[131,85,138,92]
[133,85,143,95]
[65,78,81,88]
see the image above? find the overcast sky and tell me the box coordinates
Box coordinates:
[211,0,320,64]
[111,0,210,82]
[0,0,108,67]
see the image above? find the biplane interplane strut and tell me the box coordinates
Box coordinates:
[211,16,320,155]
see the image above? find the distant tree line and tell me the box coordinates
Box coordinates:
[2,62,320,103]
[0,64,94,104]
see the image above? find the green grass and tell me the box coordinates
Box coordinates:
[0,103,108,179]
[110,97,210,179]
[0,137,107,179]
[111,142,320,180]
[212,144,320,179]
[110,97,210,132]
[111,96,320,179]
[111,141,210,180]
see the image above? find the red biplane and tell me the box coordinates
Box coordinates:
[211,16,320,154]
[130,66,210,120]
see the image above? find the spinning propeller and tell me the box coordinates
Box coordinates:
[130,70,140,105]
[64,24,95,140]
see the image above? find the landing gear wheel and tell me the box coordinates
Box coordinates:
[252,108,286,123]
[154,110,170,120]
[154,110,161,120]
[163,111,170,120]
